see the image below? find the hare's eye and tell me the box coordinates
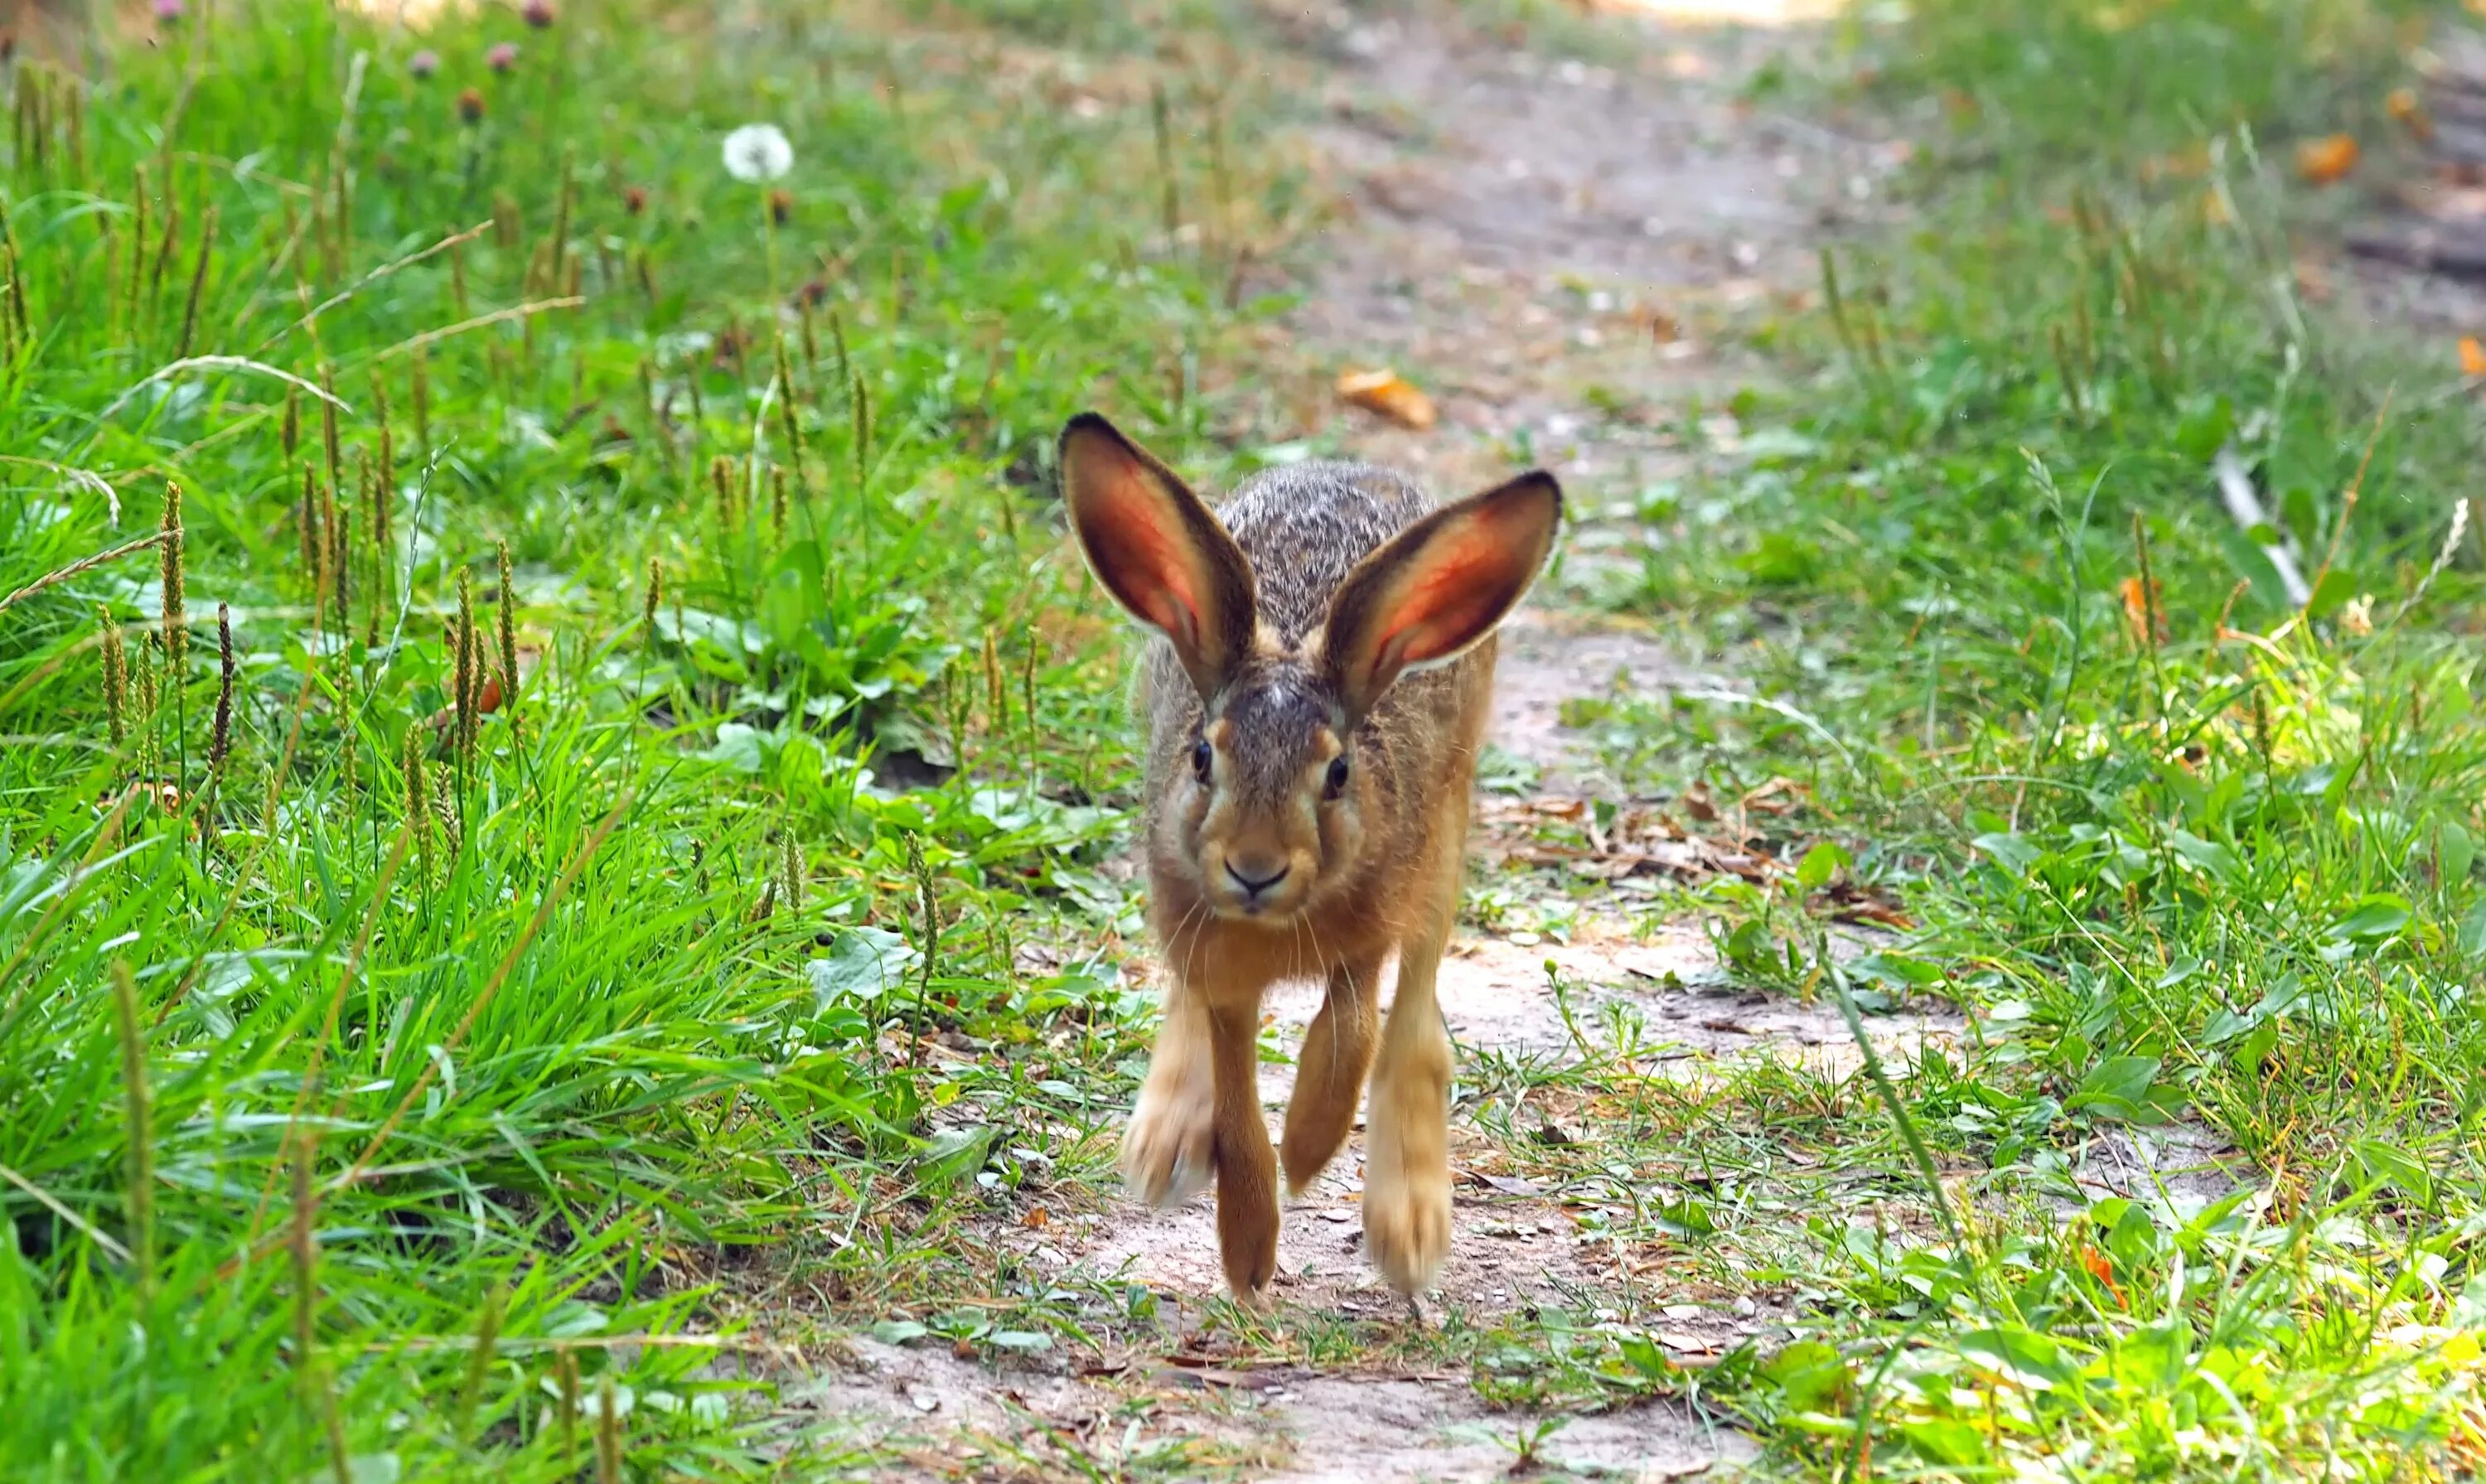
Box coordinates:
[1191,738,1213,783]
[1323,755,1350,800]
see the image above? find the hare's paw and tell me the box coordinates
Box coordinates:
[1364,1158,1451,1297]
[1120,1080,1213,1209]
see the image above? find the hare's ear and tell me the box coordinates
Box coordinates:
[1059,413,1258,697]
[1321,471,1561,717]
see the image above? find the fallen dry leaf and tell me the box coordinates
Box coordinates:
[1336,367,1437,430]
[2081,1243,2126,1308]
[2296,134,2359,186]
[2118,574,2167,645]
[1824,881,1917,931]
[2460,336,2486,378]
[2387,86,2434,142]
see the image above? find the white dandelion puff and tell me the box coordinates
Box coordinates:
[722,124,795,184]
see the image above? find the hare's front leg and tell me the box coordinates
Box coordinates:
[1282,953,1384,1192]
[1207,994,1279,1298]
[1121,977,1215,1208]
[1365,917,1455,1298]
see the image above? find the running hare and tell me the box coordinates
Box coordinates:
[1058,413,1561,1301]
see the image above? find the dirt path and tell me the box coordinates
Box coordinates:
[773,7,1934,1478]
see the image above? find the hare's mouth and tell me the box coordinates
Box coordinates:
[1209,884,1310,921]
[1205,858,1313,921]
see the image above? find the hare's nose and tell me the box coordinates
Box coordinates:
[1224,856,1291,899]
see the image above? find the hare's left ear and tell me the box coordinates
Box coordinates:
[1319,471,1561,718]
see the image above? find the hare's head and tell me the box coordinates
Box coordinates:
[1060,413,1560,923]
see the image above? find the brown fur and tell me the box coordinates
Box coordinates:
[1060,413,1560,1300]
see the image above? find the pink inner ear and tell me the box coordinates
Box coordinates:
[1090,469,1202,644]
[1371,520,1519,669]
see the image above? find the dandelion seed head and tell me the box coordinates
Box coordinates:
[722,123,794,184]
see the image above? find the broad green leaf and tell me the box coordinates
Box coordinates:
[2441,822,2476,887]
[1654,1199,1717,1239]
[2112,1321,2190,1390]
[917,1124,997,1189]
[807,926,920,1007]
[989,1330,1053,1352]
[2232,1018,2279,1074]
[1618,1332,1675,1379]
[1761,1340,1850,1413]
[2459,898,2486,960]
[1851,952,1946,987]
[2217,528,2293,611]
[2351,1138,2434,1206]
[1898,1419,1988,1467]
[2329,895,2411,942]
[1971,832,2042,876]
[2067,1055,2161,1122]
[2305,567,2360,620]
[1956,1327,2072,1390]
[2165,830,2237,880]
[2174,396,2233,461]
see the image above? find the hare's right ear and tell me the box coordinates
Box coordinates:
[1059,413,1258,697]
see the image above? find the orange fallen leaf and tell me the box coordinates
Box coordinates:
[2081,1244,2126,1307]
[2387,86,2434,142]
[1336,368,1437,430]
[2460,336,2486,377]
[2119,575,2167,645]
[2296,134,2359,186]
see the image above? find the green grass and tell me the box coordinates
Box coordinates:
[0,0,1305,1475]
[1574,0,2486,1474]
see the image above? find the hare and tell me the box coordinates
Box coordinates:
[1058,412,1561,1302]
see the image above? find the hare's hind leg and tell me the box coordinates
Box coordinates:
[1207,994,1280,1298]
[1363,891,1458,1298]
[1281,953,1384,1192]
